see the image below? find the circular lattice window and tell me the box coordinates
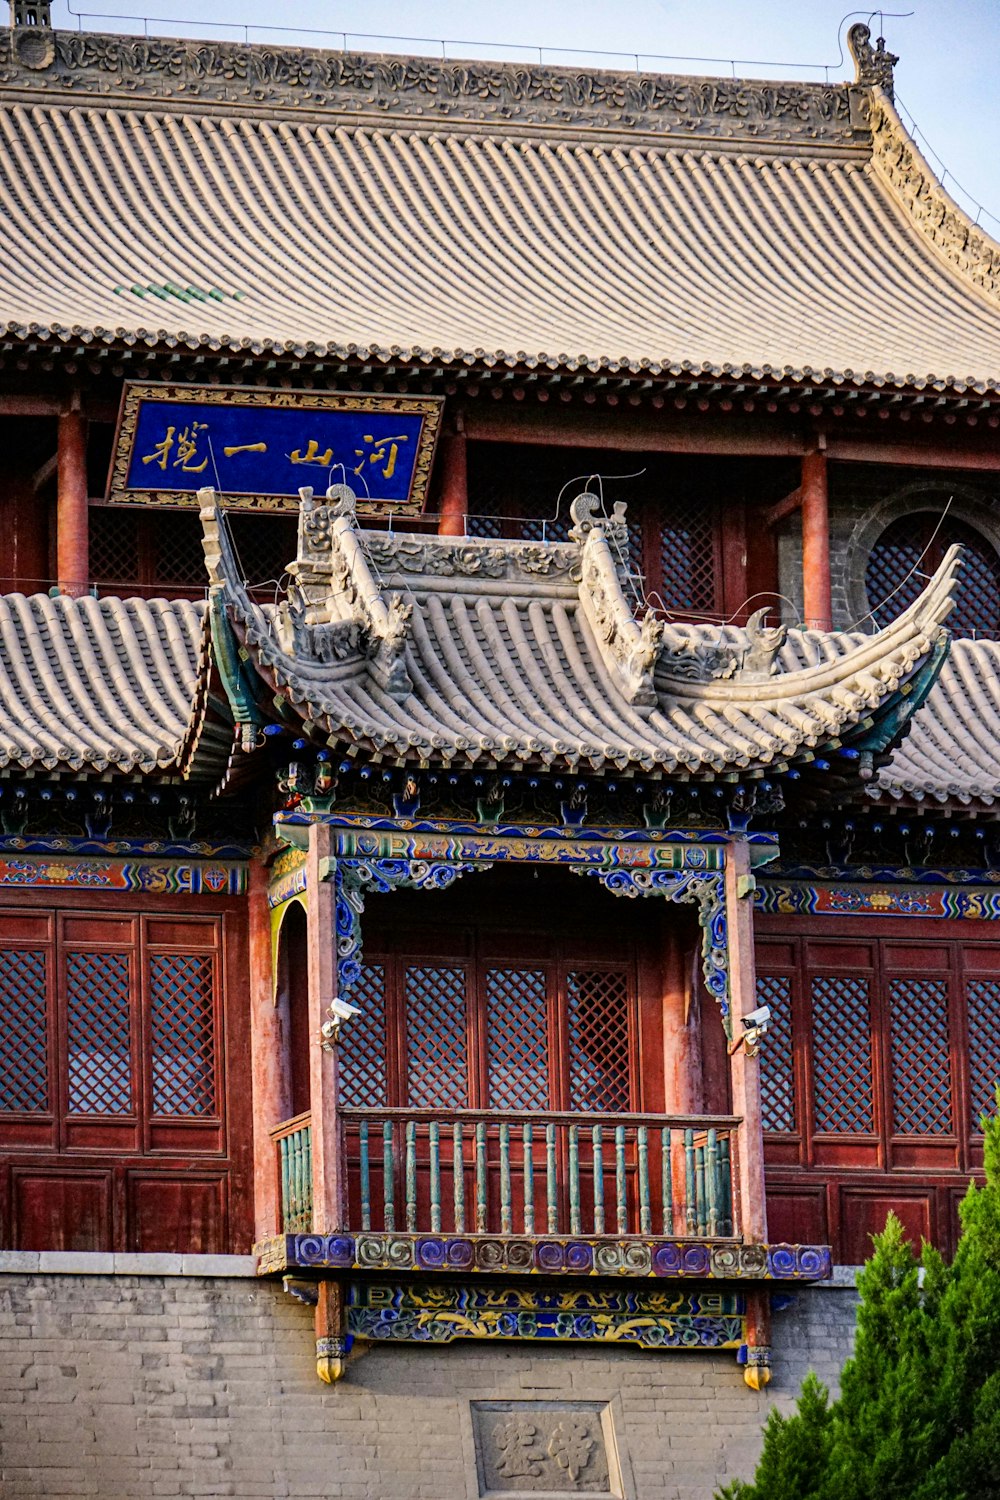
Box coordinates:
[865,514,1000,639]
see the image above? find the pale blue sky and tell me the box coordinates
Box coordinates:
[49,0,1000,232]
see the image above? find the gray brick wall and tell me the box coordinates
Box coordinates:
[0,1273,859,1500]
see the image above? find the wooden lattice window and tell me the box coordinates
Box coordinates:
[967,977,1000,1132]
[485,966,549,1111]
[811,974,875,1134]
[0,949,49,1112]
[89,507,296,597]
[65,950,133,1115]
[403,965,469,1109]
[865,515,1000,638]
[0,914,222,1131]
[756,972,795,1133]
[566,968,631,1112]
[89,509,141,587]
[149,953,216,1116]
[339,963,388,1109]
[649,500,722,616]
[888,977,953,1136]
[351,929,636,1114]
[463,444,739,621]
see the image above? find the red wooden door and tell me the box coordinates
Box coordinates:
[0,901,250,1253]
[756,920,1000,1259]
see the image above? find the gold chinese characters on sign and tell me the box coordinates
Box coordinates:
[108,383,443,517]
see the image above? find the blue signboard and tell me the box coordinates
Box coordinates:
[108,383,443,516]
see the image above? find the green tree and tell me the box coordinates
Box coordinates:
[718,1105,1000,1500]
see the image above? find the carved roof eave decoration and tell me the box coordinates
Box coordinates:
[0,27,867,149]
[199,483,960,779]
[868,88,1000,313]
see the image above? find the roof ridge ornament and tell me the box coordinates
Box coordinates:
[847,22,898,101]
[290,485,413,701]
[574,502,663,714]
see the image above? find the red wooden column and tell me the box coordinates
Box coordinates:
[248,859,289,1242]
[801,446,832,631]
[437,415,467,537]
[57,404,89,597]
[724,837,767,1246]
[306,823,345,1231]
[660,925,703,1114]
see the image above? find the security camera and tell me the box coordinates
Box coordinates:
[319,996,361,1048]
[329,997,361,1023]
[728,1004,771,1058]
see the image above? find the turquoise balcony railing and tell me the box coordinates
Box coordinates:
[274,1107,739,1241]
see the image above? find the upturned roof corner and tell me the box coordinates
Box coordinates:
[194,482,961,781]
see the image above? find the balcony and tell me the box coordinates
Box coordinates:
[259,1107,798,1283]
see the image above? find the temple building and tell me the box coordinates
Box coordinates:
[0,5,999,1496]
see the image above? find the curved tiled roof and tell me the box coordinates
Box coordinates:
[201,488,956,778]
[0,594,226,775]
[873,640,1000,807]
[1,82,999,391]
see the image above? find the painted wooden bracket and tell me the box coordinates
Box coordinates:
[742,1287,772,1391]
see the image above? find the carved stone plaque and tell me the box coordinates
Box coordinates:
[472,1401,623,1496]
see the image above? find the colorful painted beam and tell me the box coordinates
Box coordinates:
[256,1231,831,1281]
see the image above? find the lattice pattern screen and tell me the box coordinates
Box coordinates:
[967,978,1000,1132]
[866,516,1000,638]
[404,965,468,1108]
[66,951,132,1114]
[485,967,549,1110]
[0,949,48,1112]
[152,512,209,588]
[339,963,388,1108]
[864,522,924,624]
[889,977,952,1135]
[90,508,140,585]
[757,973,795,1133]
[810,974,874,1133]
[657,500,718,615]
[566,968,630,1111]
[227,514,299,591]
[149,953,216,1116]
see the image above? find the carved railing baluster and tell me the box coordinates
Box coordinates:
[720,1134,733,1236]
[592,1124,604,1235]
[684,1128,696,1236]
[429,1120,441,1233]
[638,1126,651,1234]
[706,1128,719,1237]
[522,1122,534,1235]
[662,1126,674,1236]
[475,1122,488,1233]
[405,1120,417,1233]
[359,1118,371,1231]
[568,1125,581,1234]
[453,1121,465,1233]
[383,1119,395,1232]
[499,1121,512,1234]
[546,1122,558,1234]
[615,1125,627,1235]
